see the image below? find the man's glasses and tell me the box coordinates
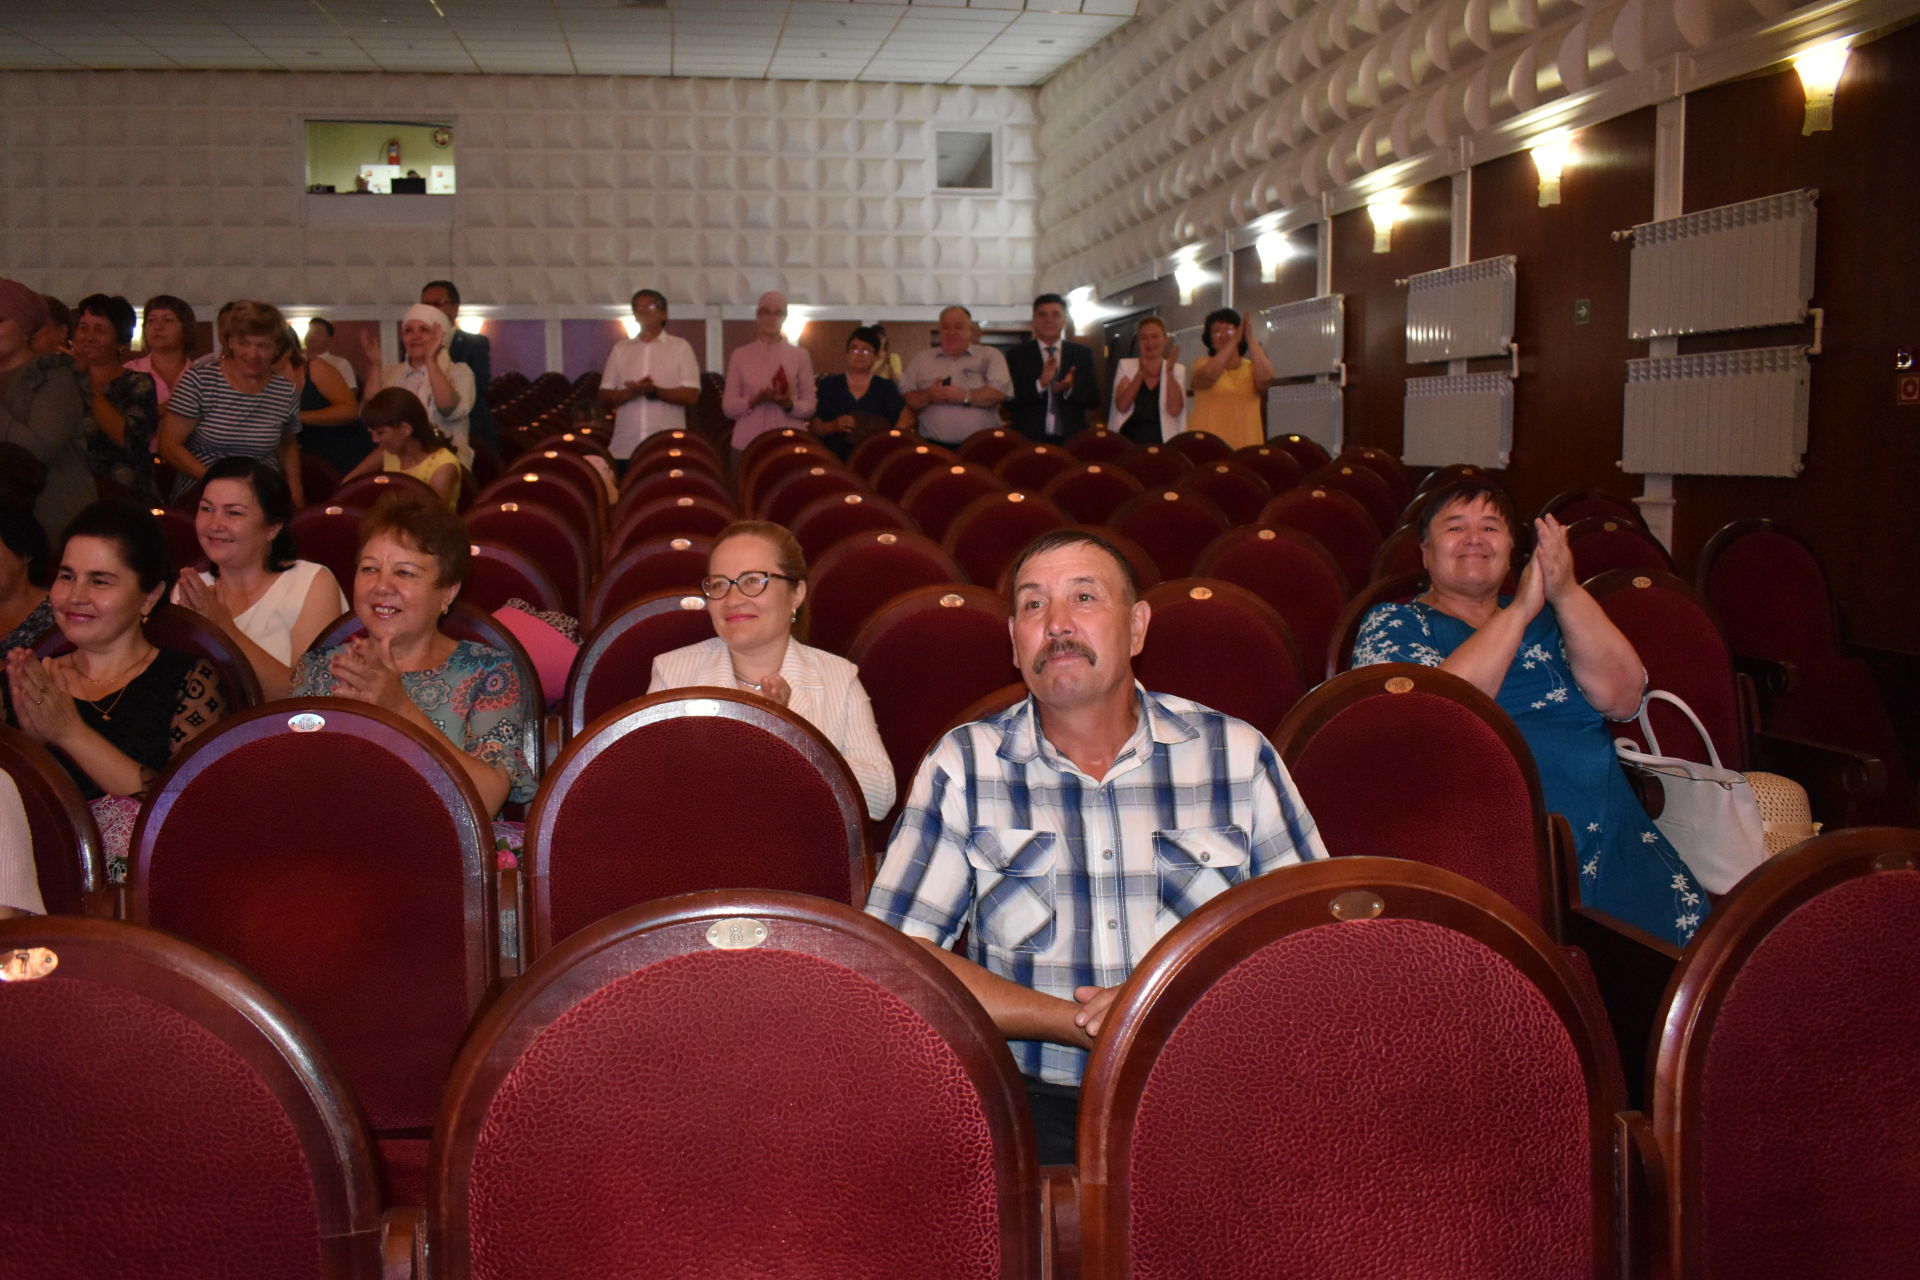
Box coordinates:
[699,572,798,600]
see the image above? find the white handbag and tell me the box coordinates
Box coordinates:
[1613,691,1768,894]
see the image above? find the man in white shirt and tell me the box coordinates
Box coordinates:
[302,318,357,392]
[597,288,702,463]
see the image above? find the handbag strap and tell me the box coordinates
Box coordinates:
[1637,689,1724,770]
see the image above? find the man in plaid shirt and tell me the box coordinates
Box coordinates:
[866,529,1327,1162]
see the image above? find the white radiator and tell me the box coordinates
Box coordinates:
[1257,294,1344,378]
[1621,345,1810,477]
[1265,382,1343,453]
[1404,256,1516,363]
[1624,189,1817,339]
[1402,373,1512,469]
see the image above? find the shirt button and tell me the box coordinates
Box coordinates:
[1107,919,1118,930]
[1102,849,1114,861]
[1199,852,1211,863]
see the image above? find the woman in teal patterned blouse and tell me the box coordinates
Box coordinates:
[289,493,533,814]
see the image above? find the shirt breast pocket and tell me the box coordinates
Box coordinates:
[964,828,1057,954]
[1154,826,1252,921]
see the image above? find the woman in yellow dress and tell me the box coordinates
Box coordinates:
[1188,307,1275,450]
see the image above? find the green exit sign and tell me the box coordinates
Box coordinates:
[1574,299,1592,324]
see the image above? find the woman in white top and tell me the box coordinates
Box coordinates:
[648,520,896,820]
[359,303,476,466]
[1108,316,1188,443]
[172,456,347,698]
[0,764,41,917]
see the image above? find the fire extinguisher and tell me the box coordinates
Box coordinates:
[385,139,401,167]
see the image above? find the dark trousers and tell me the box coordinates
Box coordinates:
[1024,1077,1081,1166]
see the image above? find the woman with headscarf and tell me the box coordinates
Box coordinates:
[359,303,476,467]
[0,279,93,542]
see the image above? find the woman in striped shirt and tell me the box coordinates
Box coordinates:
[156,299,304,506]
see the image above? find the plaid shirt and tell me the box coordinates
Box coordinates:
[866,686,1327,1086]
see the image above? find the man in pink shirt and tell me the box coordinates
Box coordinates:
[721,291,816,458]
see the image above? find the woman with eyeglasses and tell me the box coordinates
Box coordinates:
[648,520,894,819]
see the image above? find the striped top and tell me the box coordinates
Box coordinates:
[167,361,300,495]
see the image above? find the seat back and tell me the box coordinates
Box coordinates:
[737,426,825,487]
[849,584,1018,801]
[0,723,104,915]
[1176,460,1273,525]
[1108,488,1231,580]
[956,426,1024,468]
[1231,442,1305,495]
[586,535,713,630]
[755,461,866,527]
[1259,485,1383,592]
[1161,428,1234,465]
[330,470,436,512]
[142,602,267,713]
[527,695,869,955]
[126,700,498,1136]
[1325,571,1426,677]
[625,443,724,486]
[1063,426,1135,462]
[433,891,1038,1278]
[526,431,618,464]
[741,441,841,514]
[1136,579,1305,732]
[463,500,591,617]
[1305,462,1400,534]
[944,490,1072,588]
[145,503,206,575]
[847,426,923,478]
[1114,442,1194,489]
[1695,518,1841,666]
[1040,461,1145,525]
[609,493,738,557]
[563,589,715,736]
[994,442,1078,492]
[288,503,367,600]
[1336,444,1414,507]
[613,466,734,526]
[788,488,919,562]
[1265,431,1333,473]
[464,538,567,616]
[870,442,961,502]
[1080,857,1617,1279]
[1565,515,1673,582]
[0,915,385,1276]
[1195,524,1348,676]
[805,531,968,658]
[1653,828,1920,1280]
[1585,569,1748,771]
[1273,664,1560,933]
[474,471,604,562]
[1540,488,1645,528]
[900,462,1009,542]
[1368,523,1424,582]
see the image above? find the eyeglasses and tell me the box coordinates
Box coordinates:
[699,571,798,600]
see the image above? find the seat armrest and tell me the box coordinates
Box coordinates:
[1040,1163,1081,1280]
[1751,729,1889,829]
[541,710,564,772]
[1733,655,1798,699]
[381,1206,423,1280]
[1563,905,1682,1108]
[1613,1110,1667,1280]
[497,865,524,978]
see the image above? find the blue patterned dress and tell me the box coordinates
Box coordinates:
[1353,600,1707,946]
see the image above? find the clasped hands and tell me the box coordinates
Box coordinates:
[1512,514,1578,617]
[5,648,82,745]
[327,636,410,714]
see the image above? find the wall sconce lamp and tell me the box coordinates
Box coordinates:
[1066,285,1105,334]
[781,305,811,345]
[456,314,487,335]
[1367,191,1404,254]
[1173,251,1212,306]
[1793,38,1851,134]
[1531,131,1574,207]
[1254,229,1291,282]
[621,316,643,338]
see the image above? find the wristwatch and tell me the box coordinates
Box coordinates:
[962,388,973,407]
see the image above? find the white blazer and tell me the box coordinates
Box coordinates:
[647,636,896,820]
[1107,357,1189,440]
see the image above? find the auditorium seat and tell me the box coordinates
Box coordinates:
[464,539,568,616]
[463,500,592,619]
[1304,462,1400,535]
[586,535,712,630]
[1114,442,1194,488]
[736,425,823,483]
[624,443,725,485]
[509,444,612,504]
[0,723,106,917]
[1040,461,1145,525]
[1336,443,1414,508]
[807,530,964,656]
[145,503,204,574]
[1259,485,1383,596]
[297,452,342,507]
[1564,515,1673,581]
[1412,461,1495,497]
[1647,827,1920,1280]
[1107,488,1230,580]
[289,503,366,601]
[126,698,500,1208]
[1176,459,1273,525]
[1078,856,1623,1279]
[1063,426,1134,463]
[429,891,1038,1277]
[787,489,918,563]
[900,461,1009,542]
[331,470,437,512]
[613,465,733,523]
[1194,525,1348,683]
[525,693,869,956]
[956,426,1025,469]
[740,440,841,515]
[870,442,961,503]
[846,425,923,479]
[1161,428,1234,465]
[993,442,1078,492]
[943,490,1071,588]
[1368,522,1425,582]
[754,461,867,528]
[1231,442,1305,495]
[527,430,617,464]
[1325,571,1425,677]
[629,428,721,472]
[0,915,395,1274]
[608,494,737,559]
[1134,578,1304,731]
[561,589,714,739]
[1541,488,1645,528]
[1263,431,1332,473]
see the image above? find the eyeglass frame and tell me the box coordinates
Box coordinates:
[699,571,801,600]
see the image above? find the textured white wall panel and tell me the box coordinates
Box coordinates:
[0,70,1037,312]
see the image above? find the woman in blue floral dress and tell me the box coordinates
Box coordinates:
[1352,480,1706,946]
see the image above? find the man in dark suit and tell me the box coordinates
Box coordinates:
[421,279,496,456]
[1005,293,1101,444]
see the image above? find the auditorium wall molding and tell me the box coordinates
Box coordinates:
[0,71,1040,313]
[1035,0,1917,297]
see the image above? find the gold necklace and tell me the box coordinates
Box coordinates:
[72,648,156,722]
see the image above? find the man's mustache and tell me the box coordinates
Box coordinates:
[1033,639,1096,674]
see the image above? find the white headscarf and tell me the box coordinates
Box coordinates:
[402,303,456,373]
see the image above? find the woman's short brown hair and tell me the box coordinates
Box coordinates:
[218,299,287,348]
[362,386,453,454]
[358,491,470,588]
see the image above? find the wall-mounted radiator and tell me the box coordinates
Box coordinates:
[1403,373,1512,469]
[1265,382,1344,454]
[1621,345,1810,477]
[1257,294,1344,378]
[1623,189,1817,338]
[1404,256,1516,363]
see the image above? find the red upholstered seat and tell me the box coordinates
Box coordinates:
[510,445,612,505]
[613,464,732,523]
[1063,426,1135,462]
[849,583,1018,806]
[526,430,618,464]
[562,589,714,738]
[431,891,1038,1277]
[956,426,1024,468]
[126,700,498,1206]
[1259,485,1383,595]
[788,489,919,562]
[1565,515,1673,582]
[847,426,924,479]
[1114,442,1194,488]
[740,440,841,515]
[623,444,725,487]
[1161,428,1234,465]
[465,538,568,616]
[1108,488,1231,580]
[289,502,367,595]
[144,503,205,574]
[901,462,1009,542]
[331,470,436,512]
[871,442,962,502]
[1325,571,1426,677]
[464,500,592,618]
[608,493,737,559]
[994,442,1079,492]
[737,425,824,483]
[526,696,869,955]
[630,427,721,470]
[1135,578,1304,731]
[476,470,604,562]
[1368,523,1424,583]
[1696,519,1837,665]
[1194,525,1348,683]
[1079,857,1621,1279]
[1175,459,1273,525]
[807,530,963,656]
[297,452,342,507]
[1412,461,1495,497]
[0,724,105,916]
[1231,443,1305,495]
[943,490,1072,589]
[1040,461,1145,525]
[1540,488,1645,528]
[1336,444,1414,507]
[754,461,867,527]
[1651,828,1920,1280]
[1585,570,1749,770]
[586,534,713,630]
[1264,431,1331,473]
[1304,462,1400,535]
[0,915,390,1274]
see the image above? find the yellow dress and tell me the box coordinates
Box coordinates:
[383,447,461,509]
[1188,358,1263,450]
